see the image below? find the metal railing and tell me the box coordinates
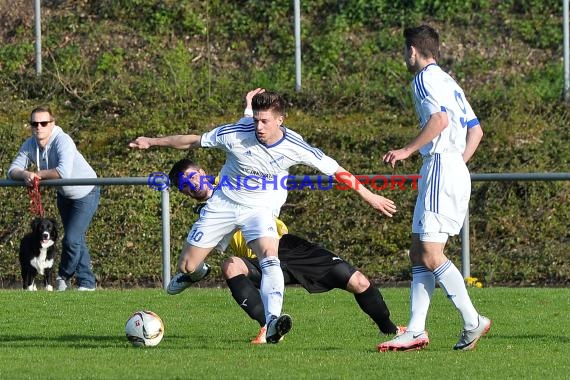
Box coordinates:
[1,172,569,288]
[463,172,570,277]
[0,177,171,289]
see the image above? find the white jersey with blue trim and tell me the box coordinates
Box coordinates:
[200,117,339,210]
[412,64,479,156]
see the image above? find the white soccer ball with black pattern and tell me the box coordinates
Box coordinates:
[125,310,164,347]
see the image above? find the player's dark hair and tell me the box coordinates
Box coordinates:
[168,158,198,188]
[404,24,440,60]
[251,91,286,116]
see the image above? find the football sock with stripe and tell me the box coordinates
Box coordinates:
[408,266,435,332]
[259,256,284,325]
[434,260,479,330]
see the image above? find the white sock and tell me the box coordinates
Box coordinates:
[408,266,435,332]
[188,261,209,281]
[434,260,479,330]
[259,256,284,325]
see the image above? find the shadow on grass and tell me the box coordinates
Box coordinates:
[0,332,269,351]
[0,334,125,348]
[0,333,198,348]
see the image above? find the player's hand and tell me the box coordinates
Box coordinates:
[128,137,152,149]
[367,194,397,218]
[245,88,265,106]
[382,148,411,168]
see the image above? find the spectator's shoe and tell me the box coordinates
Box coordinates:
[377,330,429,352]
[266,314,292,344]
[166,264,211,295]
[250,326,267,345]
[77,286,96,291]
[55,276,68,292]
[453,315,492,351]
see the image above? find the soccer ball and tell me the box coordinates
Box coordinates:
[125,310,164,347]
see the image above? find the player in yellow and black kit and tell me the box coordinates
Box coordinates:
[168,158,404,344]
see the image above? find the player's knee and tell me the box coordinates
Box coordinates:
[178,243,211,274]
[347,271,371,293]
[178,255,200,274]
[178,260,198,274]
[221,257,247,279]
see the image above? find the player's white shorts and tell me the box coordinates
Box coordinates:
[186,190,280,251]
[413,152,471,241]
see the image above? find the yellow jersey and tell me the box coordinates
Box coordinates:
[204,174,288,259]
[229,219,289,259]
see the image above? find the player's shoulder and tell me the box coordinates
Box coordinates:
[277,125,310,145]
[283,125,303,139]
[282,127,321,152]
[416,64,445,84]
[426,64,459,86]
[414,64,460,100]
[214,118,255,137]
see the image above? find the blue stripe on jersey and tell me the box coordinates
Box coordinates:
[414,71,428,100]
[414,64,438,100]
[466,118,479,128]
[284,133,324,159]
[440,106,447,112]
[435,154,441,212]
[433,260,451,278]
[429,153,441,213]
[216,121,255,137]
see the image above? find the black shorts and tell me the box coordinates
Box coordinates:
[241,234,357,293]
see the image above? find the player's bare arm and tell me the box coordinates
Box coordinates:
[463,124,483,163]
[244,88,265,117]
[383,111,448,167]
[128,134,201,150]
[335,166,397,218]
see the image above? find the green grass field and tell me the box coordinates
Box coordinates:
[0,287,568,379]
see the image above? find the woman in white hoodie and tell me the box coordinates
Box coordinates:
[8,106,99,291]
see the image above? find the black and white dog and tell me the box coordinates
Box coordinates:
[19,217,59,291]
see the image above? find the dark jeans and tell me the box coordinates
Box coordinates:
[57,186,100,288]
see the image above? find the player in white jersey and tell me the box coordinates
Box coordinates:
[378,25,491,352]
[129,88,397,343]
[166,158,405,345]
